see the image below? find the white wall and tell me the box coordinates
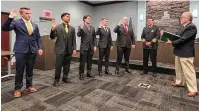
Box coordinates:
[1,1,94,49]
[1,1,94,64]
[92,1,138,41]
[190,1,199,38]
[137,1,146,41]
[3,1,198,64]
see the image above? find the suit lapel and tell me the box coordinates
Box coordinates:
[177,26,184,35]
[83,25,90,33]
[184,22,192,30]
[90,26,93,33]
[61,24,66,39]
[127,26,130,34]
[120,25,127,35]
[31,21,36,33]
[19,19,29,34]
[68,25,72,37]
[101,27,106,34]
[177,23,191,36]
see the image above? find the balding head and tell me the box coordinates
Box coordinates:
[122,17,128,25]
[180,12,193,24]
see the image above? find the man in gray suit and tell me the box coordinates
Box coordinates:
[96,17,113,76]
[114,17,136,75]
[50,13,76,87]
[77,15,96,80]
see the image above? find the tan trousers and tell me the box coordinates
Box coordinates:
[175,56,198,92]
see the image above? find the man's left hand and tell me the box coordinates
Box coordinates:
[166,39,172,44]
[94,47,97,52]
[131,45,136,49]
[145,42,151,46]
[72,50,77,55]
[110,46,113,51]
[38,49,43,55]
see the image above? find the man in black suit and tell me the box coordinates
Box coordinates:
[141,18,160,77]
[166,12,198,97]
[96,17,113,76]
[77,15,96,80]
[50,13,76,87]
[114,17,136,75]
[2,8,43,98]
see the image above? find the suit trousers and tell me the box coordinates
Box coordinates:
[15,52,37,90]
[54,52,72,81]
[143,49,157,72]
[79,49,94,74]
[175,56,198,92]
[98,47,110,72]
[116,47,131,70]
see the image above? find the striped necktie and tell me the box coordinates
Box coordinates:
[124,25,128,33]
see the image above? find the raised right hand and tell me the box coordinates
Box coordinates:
[79,21,84,29]
[99,21,103,28]
[119,19,123,25]
[51,19,56,30]
[10,9,18,18]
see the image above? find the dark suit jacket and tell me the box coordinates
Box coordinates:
[50,24,76,55]
[172,22,197,57]
[141,25,160,50]
[77,25,96,51]
[96,27,113,48]
[1,18,42,53]
[114,24,135,48]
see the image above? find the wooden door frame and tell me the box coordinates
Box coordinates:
[1,11,11,50]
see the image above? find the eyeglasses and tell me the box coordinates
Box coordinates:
[180,16,188,19]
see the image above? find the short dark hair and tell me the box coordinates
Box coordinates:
[101,17,108,20]
[83,15,91,22]
[20,7,30,14]
[61,13,70,19]
[20,7,30,10]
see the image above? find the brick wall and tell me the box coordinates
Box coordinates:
[146,0,189,33]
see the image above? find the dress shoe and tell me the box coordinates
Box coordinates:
[171,82,184,87]
[115,70,119,75]
[53,81,59,87]
[27,87,37,93]
[62,78,71,83]
[125,69,131,73]
[79,76,84,80]
[14,90,22,98]
[105,71,112,75]
[187,92,198,97]
[87,74,95,78]
[152,72,157,77]
[79,73,84,80]
[98,72,102,76]
[140,71,148,75]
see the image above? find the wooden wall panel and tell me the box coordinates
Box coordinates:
[35,38,199,71]
[93,41,199,67]
[34,35,55,70]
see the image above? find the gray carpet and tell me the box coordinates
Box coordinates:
[1,62,199,111]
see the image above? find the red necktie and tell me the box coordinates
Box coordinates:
[124,25,128,33]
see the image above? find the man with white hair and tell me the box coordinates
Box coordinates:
[114,17,136,75]
[166,12,198,97]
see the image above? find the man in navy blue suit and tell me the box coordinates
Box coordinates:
[2,7,43,98]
